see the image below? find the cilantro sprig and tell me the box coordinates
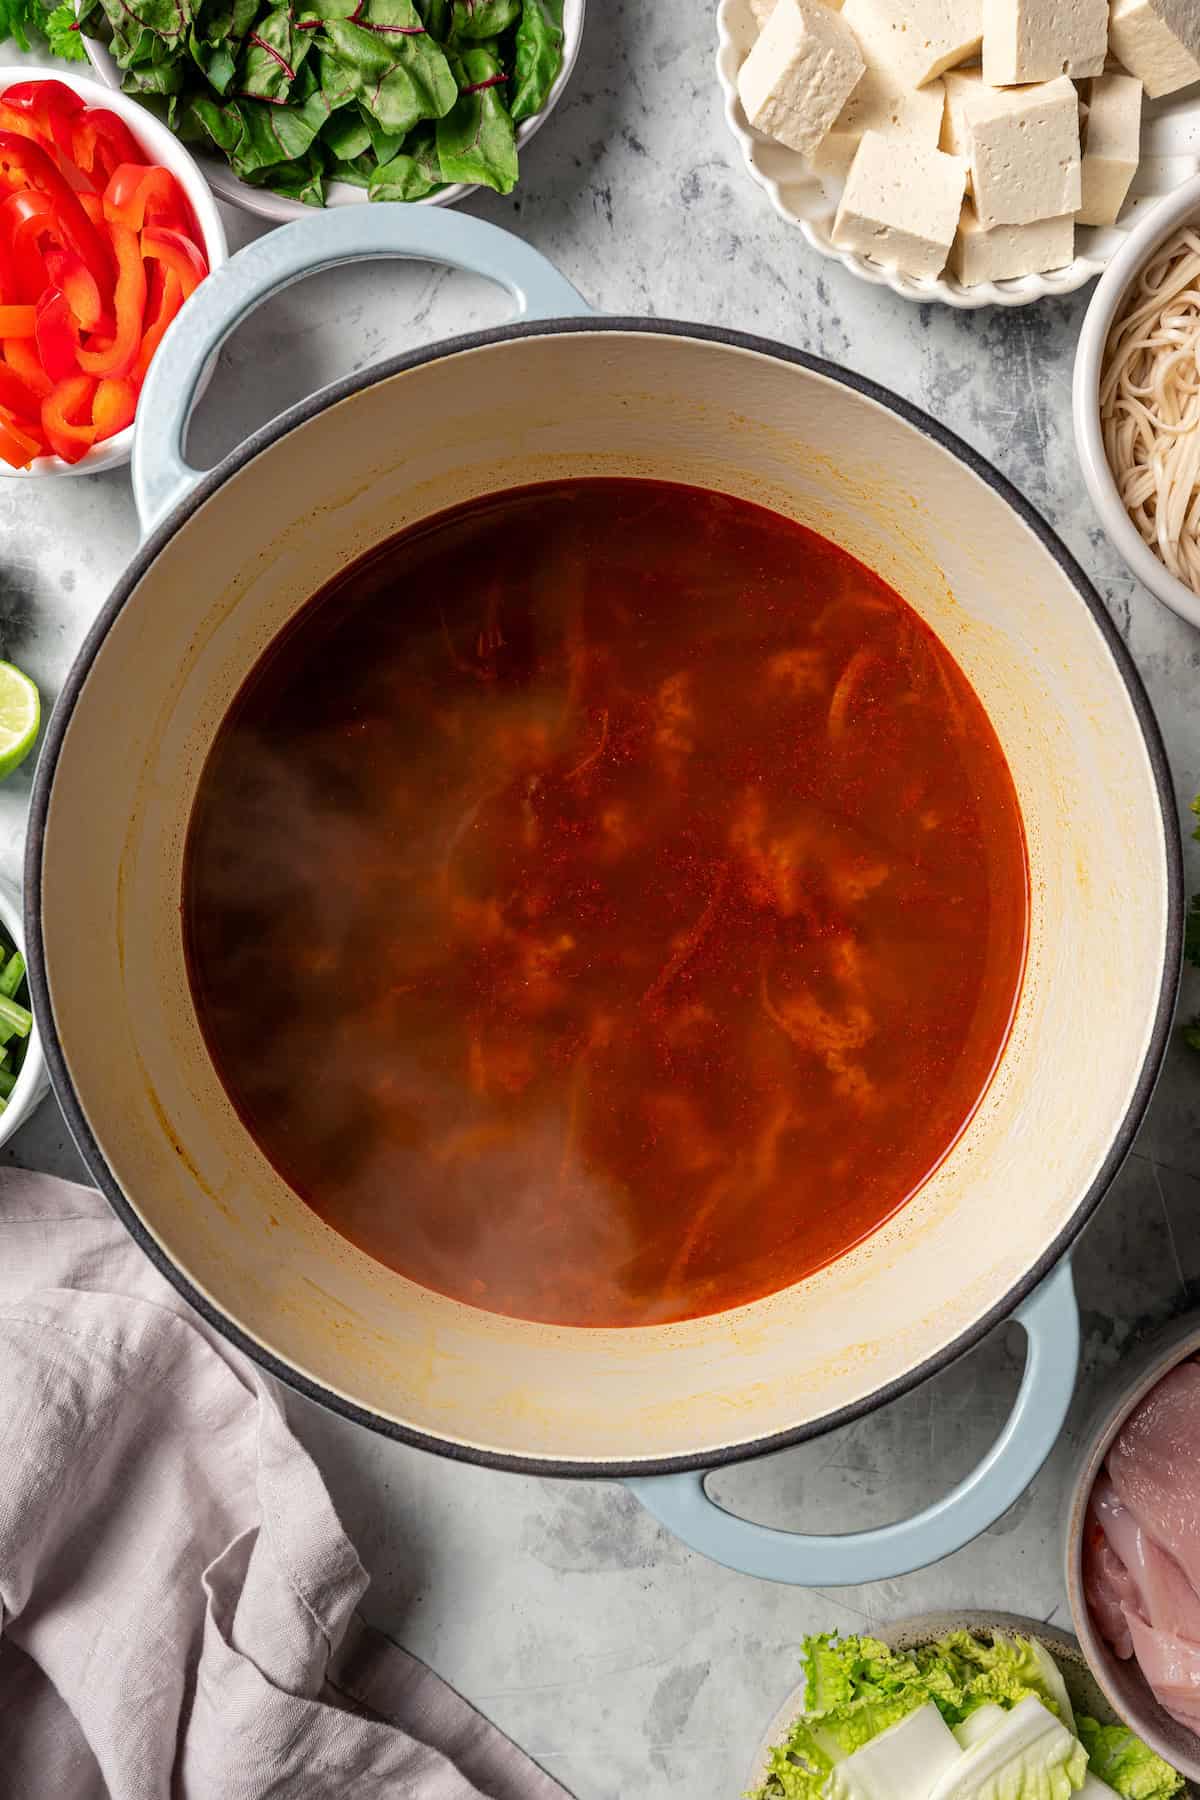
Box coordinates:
[0,0,85,56]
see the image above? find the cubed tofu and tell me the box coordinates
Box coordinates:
[941,66,984,154]
[833,130,966,277]
[982,0,1107,84]
[1108,0,1200,98]
[950,200,1074,282]
[1078,70,1142,224]
[738,0,866,155]
[939,66,982,191]
[814,61,945,175]
[950,74,1081,228]
[841,0,983,88]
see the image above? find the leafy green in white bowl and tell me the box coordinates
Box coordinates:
[79,0,584,217]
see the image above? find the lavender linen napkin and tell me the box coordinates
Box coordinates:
[0,1169,569,1800]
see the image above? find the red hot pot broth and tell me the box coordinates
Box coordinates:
[183,477,1029,1330]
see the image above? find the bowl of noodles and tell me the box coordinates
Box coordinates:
[1075,172,1200,632]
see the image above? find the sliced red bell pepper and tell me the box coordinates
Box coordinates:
[92,375,136,439]
[3,337,51,396]
[0,305,35,336]
[1,189,58,301]
[0,102,54,153]
[0,134,113,295]
[76,222,144,380]
[44,247,108,334]
[133,266,182,384]
[0,224,20,308]
[140,224,207,299]
[104,163,191,233]
[0,358,41,418]
[34,288,78,381]
[0,404,43,468]
[41,371,96,463]
[70,111,146,188]
[1,80,85,161]
[78,192,103,226]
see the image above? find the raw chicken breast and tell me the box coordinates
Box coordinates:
[1109,1361,1200,1594]
[1087,1359,1200,1729]
[1093,1475,1200,1643]
[1125,1612,1200,1732]
[1084,1507,1140,1659]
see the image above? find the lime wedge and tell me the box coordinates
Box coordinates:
[0,663,40,780]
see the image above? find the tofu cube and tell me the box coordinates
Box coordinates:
[1078,71,1142,224]
[950,201,1075,283]
[1108,0,1200,99]
[982,0,1107,84]
[738,0,866,156]
[833,131,966,277]
[948,74,1081,229]
[814,62,945,175]
[841,0,983,88]
[941,66,984,154]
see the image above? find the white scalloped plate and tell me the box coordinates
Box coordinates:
[716,0,1200,309]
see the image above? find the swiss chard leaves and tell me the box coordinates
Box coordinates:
[317,16,456,135]
[368,121,441,196]
[446,0,520,39]
[236,5,314,102]
[98,0,197,47]
[193,0,258,42]
[510,0,561,121]
[329,149,374,185]
[84,0,557,204]
[321,106,373,161]
[244,147,325,202]
[436,44,515,192]
[188,83,333,172]
[363,108,410,164]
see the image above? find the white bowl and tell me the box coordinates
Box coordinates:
[1074,170,1200,631]
[83,0,585,225]
[0,881,49,1149]
[715,0,1200,310]
[0,65,227,479]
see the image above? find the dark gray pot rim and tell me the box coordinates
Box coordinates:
[24,317,1185,1479]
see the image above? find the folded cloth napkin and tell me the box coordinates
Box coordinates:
[0,1168,568,1800]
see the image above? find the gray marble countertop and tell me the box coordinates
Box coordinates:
[5,5,1200,1796]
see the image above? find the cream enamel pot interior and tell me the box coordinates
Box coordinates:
[27,209,1182,1587]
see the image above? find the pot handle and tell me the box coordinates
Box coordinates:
[131,208,591,537]
[625,1256,1079,1586]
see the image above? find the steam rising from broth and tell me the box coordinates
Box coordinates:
[185,480,1028,1327]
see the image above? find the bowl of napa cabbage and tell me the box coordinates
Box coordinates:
[748,1615,1187,1800]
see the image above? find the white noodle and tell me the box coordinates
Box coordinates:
[1101,227,1200,588]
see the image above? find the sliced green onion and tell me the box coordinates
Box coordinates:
[0,951,26,999]
[0,1067,17,1099]
[0,994,32,1038]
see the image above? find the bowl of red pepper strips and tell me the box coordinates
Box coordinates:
[0,69,226,475]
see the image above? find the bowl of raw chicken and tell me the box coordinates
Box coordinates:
[1069,1314,1200,1779]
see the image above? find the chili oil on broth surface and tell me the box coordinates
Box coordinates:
[184,479,1029,1329]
